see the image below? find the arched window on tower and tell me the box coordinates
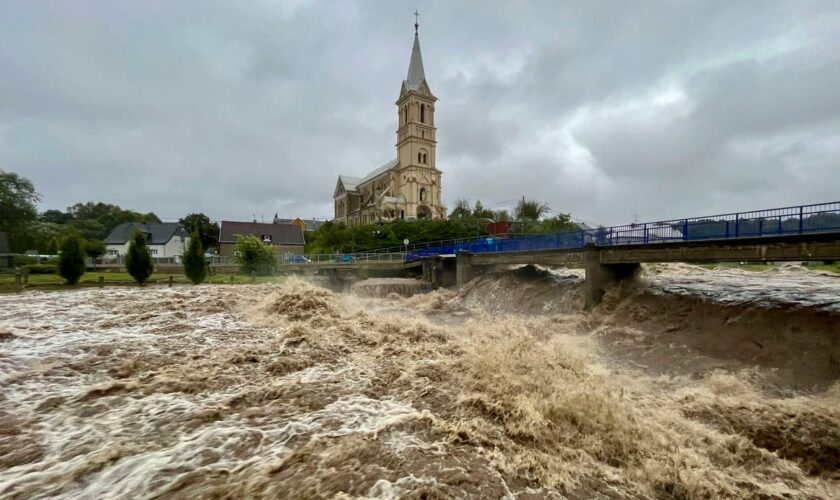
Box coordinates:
[420,104,425,123]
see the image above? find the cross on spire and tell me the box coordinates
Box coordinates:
[414,10,419,33]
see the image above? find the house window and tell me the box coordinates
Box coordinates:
[150,249,158,256]
[261,234,272,243]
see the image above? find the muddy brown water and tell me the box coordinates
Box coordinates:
[0,264,838,499]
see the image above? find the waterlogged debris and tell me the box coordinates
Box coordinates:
[0,271,838,498]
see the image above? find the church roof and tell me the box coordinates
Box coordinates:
[405,33,426,91]
[339,175,362,192]
[360,158,398,185]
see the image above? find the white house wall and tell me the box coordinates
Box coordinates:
[106,236,189,259]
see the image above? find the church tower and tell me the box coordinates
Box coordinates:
[332,14,445,224]
[394,15,443,220]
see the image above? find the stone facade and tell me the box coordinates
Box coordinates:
[333,26,445,226]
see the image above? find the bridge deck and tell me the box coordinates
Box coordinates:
[461,232,840,266]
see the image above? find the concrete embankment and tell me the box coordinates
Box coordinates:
[351,278,425,297]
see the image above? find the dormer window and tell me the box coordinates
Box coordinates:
[261,234,273,243]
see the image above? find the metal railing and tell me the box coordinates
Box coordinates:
[404,201,840,262]
[208,253,406,266]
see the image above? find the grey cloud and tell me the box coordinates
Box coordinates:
[1,0,838,225]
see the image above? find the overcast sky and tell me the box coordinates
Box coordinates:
[2,1,839,226]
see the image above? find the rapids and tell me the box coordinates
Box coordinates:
[0,264,838,498]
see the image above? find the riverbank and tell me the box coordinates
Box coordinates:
[0,272,285,293]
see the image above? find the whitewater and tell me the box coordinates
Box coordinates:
[0,264,838,498]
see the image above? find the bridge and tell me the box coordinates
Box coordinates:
[393,201,840,306]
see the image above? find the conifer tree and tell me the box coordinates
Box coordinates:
[58,235,86,285]
[182,231,207,284]
[125,230,153,284]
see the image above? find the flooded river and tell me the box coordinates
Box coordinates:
[0,264,838,498]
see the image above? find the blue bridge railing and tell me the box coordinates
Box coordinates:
[405,201,840,263]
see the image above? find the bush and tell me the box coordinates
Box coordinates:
[182,231,207,284]
[24,264,57,274]
[235,235,276,276]
[125,231,153,284]
[13,255,37,267]
[58,235,86,284]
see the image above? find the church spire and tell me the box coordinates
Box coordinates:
[405,12,426,91]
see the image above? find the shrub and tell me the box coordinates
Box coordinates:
[25,264,57,274]
[13,255,37,267]
[182,231,207,284]
[58,235,86,284]
[235,235,276,276]
[125,231,153,284]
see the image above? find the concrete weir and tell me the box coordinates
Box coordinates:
[351,278,425,298]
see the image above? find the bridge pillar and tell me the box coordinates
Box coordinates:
[456,251,475,286]
[585,250,640,308]
[423,256,457,288]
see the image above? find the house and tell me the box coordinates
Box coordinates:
[218,221,305,257]
[104,222,190,260]
[333,20,445,225]
[272,215,326,233]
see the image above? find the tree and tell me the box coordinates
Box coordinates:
[472,200,495,220]
[450,198,471,219]
[125,231,153,284]
[235,235,276,276]
[66,202,160,240]
[58,235,86,285]
[182,231,207,284]
[541,213,578,233]
[493,209,511,222]
[45,236,60,255]
[515,198,550,221]
[25,221,65,253]
[0,170,41,234]
[40,209,73,225]
[86,240,106,270]
[179,212,220,251]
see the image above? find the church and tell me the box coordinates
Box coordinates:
[333,20,445,225]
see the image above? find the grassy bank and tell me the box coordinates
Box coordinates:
[0,272,285,293]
